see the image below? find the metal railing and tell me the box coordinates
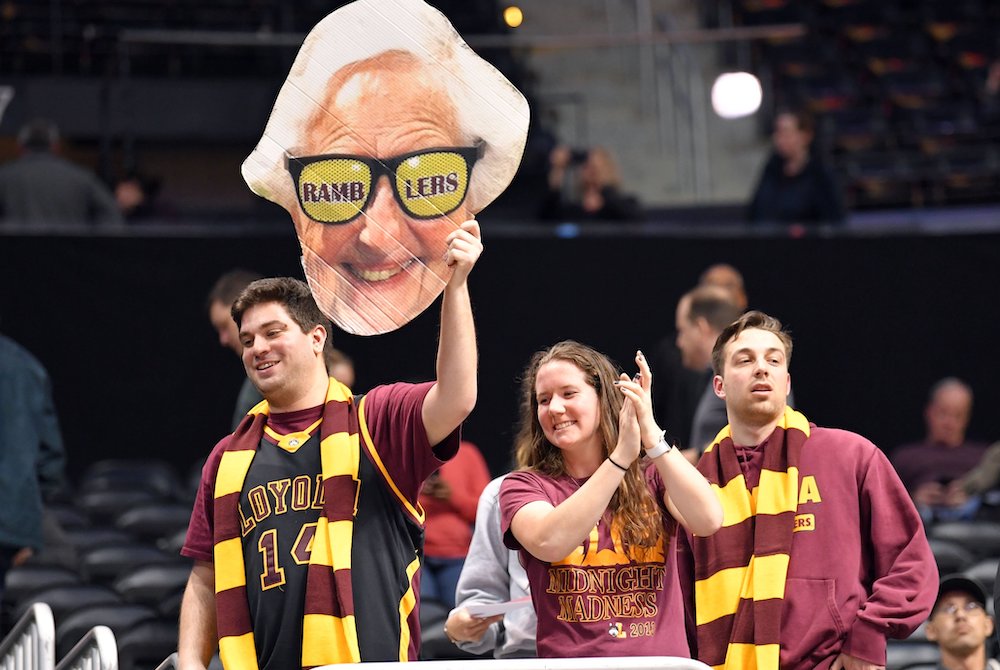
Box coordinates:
[53,627,116,670]
[153,653,176,670]
[0,603,56,670]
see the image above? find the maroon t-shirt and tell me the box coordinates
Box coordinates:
[498,464,688,658]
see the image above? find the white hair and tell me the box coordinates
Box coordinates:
[241,0,529,215]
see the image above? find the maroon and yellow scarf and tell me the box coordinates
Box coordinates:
[212,378,362,669]
[691,407,810,670]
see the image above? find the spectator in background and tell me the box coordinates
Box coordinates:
[699,263,748,311]
[444,474,537,658]
[0,119,123,227]
[650,263,748,453]
[114,170,166,222]
[925,575,999,670]
[0,326,67,599]
[539,145,643,222]
[747,108,845,228]
[675,285,744,462]
[892,378,991,524]
[325,346,355,389]
[419,440,491,609]
[206,269,264,429]
[982,59,1000,130]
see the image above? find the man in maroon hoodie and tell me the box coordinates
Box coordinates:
[679,311,937,670]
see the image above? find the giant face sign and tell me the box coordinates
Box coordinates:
[242,0,529,335]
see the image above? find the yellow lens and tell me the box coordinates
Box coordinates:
[298,159,371,223]
[394,151,469,218]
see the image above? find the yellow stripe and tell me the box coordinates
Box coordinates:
[357,395,425,524]
[780,406,810,436]
[704,424,732,454]
[308,518,353,568]
[397,557,421,661]
[301,614,359,665]
[215,450,256,498]
[320,430,359,478]
[714,474,753,527]
[754,468,799,515]
[715,642,780,670]
[694,554,790,625]
[214,537,247,592]
[219,632,258,670]
[326,377,353,403]
[247,399,269,416]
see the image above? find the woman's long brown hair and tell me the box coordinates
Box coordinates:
[513,340,663,550]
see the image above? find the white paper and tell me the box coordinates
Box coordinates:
[465,596,532,618]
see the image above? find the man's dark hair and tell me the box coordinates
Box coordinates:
[206,269,263,311]
[687,286,743,333]
[17,119,60,152]
[231,277,327,335]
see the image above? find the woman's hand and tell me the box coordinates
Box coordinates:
[616,350,664,451]
[612,388,642,468]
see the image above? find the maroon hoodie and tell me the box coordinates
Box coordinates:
[679,425,937,669]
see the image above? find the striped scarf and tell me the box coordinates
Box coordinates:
[691,406,810,670]
[213,378,362,670]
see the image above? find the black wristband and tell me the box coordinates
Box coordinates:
[607,455,629,472]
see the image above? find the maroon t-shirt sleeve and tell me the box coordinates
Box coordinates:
[181,437,230,562]
[361,381,461,505]
[499,470,550,552]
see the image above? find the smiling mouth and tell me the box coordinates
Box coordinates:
[553,421,576,430]
[345,259,417,282]
[257,361,277,371]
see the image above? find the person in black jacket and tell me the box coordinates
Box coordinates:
[747,108,845,227]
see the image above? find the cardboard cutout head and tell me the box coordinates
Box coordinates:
[242,0,529,335]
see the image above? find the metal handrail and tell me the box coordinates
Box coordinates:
[0,603,56,670]
[53,626,117,670]
[153,653,177,670]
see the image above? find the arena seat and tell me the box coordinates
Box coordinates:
[114,502,190,543]
[12,583,121,626]
[112,563,191,607]
[79,459,181,500]
[76,490,166,525]
[79,543,186,585]
[117,618,180,670]
[927,537,975,574]
[964,557,1000,598]
[929,521,1000,561]
[885,640,939,670]
[56,603,157,660]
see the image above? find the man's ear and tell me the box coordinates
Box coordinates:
[713,375,725,400]
[925,620,939,642]
[312,324,327,353]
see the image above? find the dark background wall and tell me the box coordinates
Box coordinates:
[3,224,998,481]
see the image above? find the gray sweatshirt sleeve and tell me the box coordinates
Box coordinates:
[454,475,537,658]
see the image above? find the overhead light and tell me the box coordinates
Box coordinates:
[503,6,523,28]
[711,72,763,119]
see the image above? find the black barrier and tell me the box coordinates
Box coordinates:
[2,223,999,479]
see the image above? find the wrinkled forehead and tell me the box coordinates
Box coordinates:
[307,54,461,141]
